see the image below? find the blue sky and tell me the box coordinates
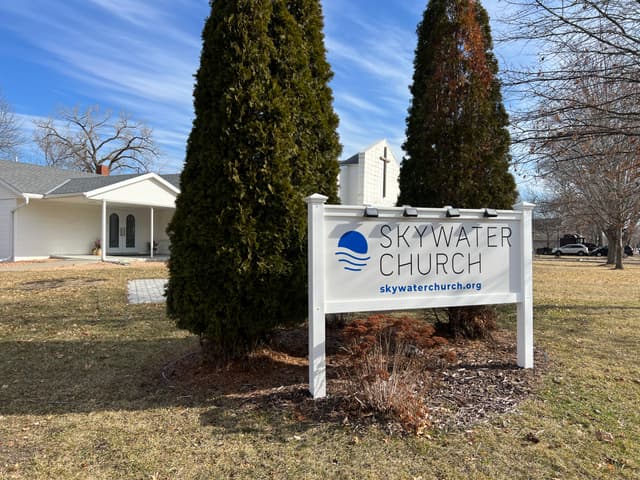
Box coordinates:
[0,0,530,175]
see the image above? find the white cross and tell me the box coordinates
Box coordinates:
[379,146,390,198]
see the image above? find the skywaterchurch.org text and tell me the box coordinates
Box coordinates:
[379,281,482,295]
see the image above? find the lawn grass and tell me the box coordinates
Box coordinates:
[1,259,639,479]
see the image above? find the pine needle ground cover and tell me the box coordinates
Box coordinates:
[1,259,639,479]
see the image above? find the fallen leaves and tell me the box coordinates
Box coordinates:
[595,430,614,443]
[524,431,541,444]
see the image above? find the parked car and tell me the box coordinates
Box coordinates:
[584,242,598,252]
[590,246,634,257]
[552,243,590,256]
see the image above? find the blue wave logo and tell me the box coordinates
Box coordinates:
[335,230,370,272]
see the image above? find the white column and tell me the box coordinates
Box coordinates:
[514,202,535,368]
[101,200,107,262]
[11,206,18,261]
[150,207,155,258]
[305,193,328,399]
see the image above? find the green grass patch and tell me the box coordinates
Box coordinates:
[0,260,639,479]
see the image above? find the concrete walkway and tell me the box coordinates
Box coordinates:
[127,278,168,304]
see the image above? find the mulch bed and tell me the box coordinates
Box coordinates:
[163,323,549,435]
[424,331,548,431]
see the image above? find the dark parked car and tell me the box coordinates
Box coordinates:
[584,242,598,252]
[590,246,633,257]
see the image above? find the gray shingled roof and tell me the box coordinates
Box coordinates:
[340,153,360,165]
[49,174,141,194]
[0,159,97,195]
[160,174,180,188]
[49,173,180,194]
[0,160,180,195]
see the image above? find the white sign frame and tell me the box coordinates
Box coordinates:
[306,193,535,399]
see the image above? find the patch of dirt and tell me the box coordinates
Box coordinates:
[18,277,107,290]
[163,325,548,435]
[0,259,167,271]
[0,258,59,266]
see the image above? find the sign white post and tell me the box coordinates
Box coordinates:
[306,193,328,399]
[306,194,535,399]
[515,202,535,368]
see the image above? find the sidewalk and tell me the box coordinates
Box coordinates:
[127,278,168,304]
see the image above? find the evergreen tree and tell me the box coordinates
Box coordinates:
[287,0,342,203]
[398,0,516,209]
[166,0,340,357]
[399,0,517,337]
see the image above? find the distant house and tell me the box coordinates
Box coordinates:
[339,139,400,207]
[531,217,562,253]
[0,160,179,262]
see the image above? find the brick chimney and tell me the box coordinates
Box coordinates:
[96,165,109,176]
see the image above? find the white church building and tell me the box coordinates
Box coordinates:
[0,160,179,262]
[338,139,400,207]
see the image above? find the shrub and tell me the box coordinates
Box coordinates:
[444,305,497,339]
[344,315,448,354]
[342,315,446,434]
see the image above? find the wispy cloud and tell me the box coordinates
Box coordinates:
[324,1,416,158]
[337,106,404,160]
[5,5,200,108]
[337,94,387,116]
[1,0,533,180]
[0,0,206,171]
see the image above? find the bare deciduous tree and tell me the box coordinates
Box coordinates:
[535,63,640,268]
[500,0,640,163]
[34,105,159,174]
[496,2,640,268]
[0,93,23,158]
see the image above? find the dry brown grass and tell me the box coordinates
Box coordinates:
[0,258,639,479]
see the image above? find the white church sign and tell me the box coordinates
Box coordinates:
[306,193,535,399]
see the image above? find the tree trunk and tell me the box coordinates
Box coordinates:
[615,226,624,270]
[604,228,616,265]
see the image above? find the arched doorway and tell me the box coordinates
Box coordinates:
[126,214,135,248]
[107,211,137,254]
[109,213,119,248]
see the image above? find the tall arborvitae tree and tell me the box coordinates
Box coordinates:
[399,0,517,337]
[398,0,516,210]
[272,0,342,325]
[166,0,340,357]
[287,0,342,203]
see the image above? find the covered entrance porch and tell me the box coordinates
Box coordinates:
[98,201,174,261]
[74,173,178,262]
[99,203,174,260]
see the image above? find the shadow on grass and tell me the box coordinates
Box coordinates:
[197,394,318,442]
[533,304,640,358]
[0,337,309,420]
